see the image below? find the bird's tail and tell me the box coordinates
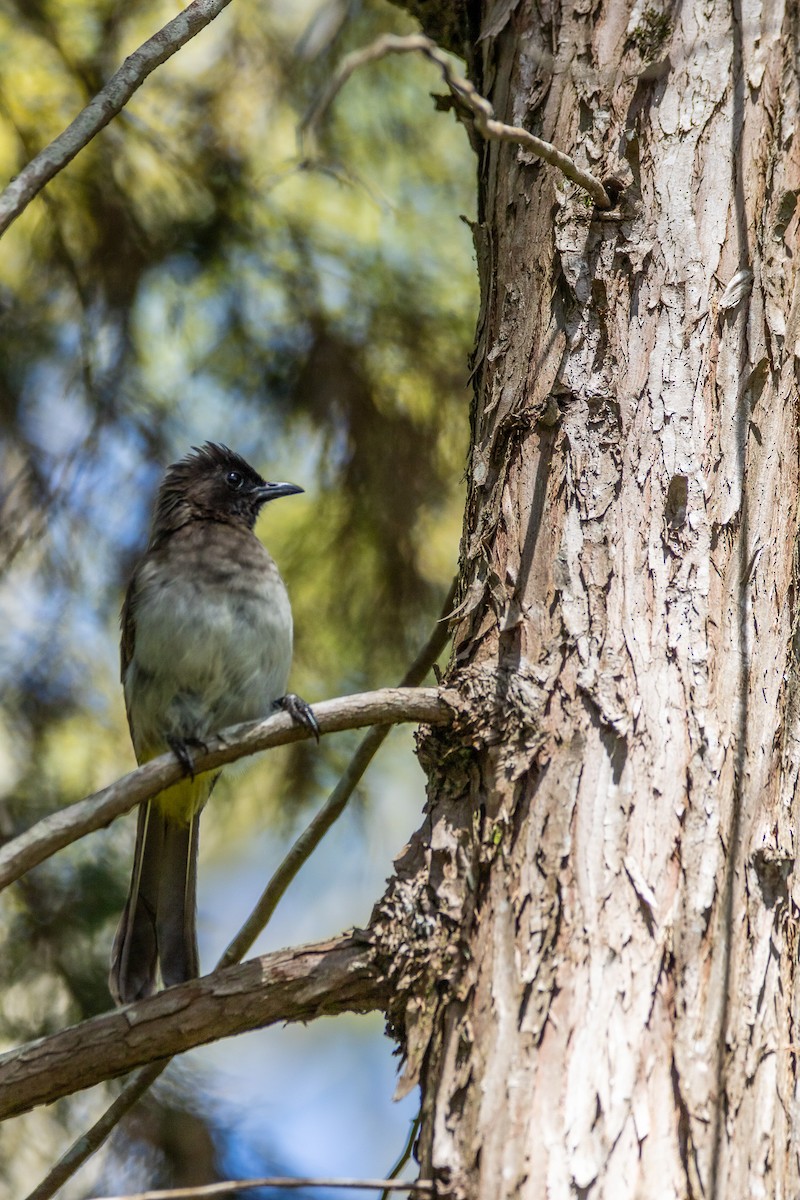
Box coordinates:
[109,782,210,1006]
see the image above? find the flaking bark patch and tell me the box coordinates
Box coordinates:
[371,667,546,1094]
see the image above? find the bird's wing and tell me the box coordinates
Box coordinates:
[120,571,137,683]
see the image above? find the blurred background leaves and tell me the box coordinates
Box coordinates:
[0,0,476,1196]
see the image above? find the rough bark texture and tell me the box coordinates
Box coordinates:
[377,1,800,1196]
[0,935,384,1121]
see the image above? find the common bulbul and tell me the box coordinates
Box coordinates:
[109,442,315,1005]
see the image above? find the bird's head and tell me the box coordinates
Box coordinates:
[151,443,303,539]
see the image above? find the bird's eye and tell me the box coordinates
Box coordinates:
[226,470,244,491]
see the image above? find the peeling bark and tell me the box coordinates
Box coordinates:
[377,1,800,1195]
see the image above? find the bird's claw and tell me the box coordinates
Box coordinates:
[275,693,320,743]
[167,735,208,780]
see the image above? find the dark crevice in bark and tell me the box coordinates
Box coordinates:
[709,1,754,1195]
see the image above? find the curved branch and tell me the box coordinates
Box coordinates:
[0,934,383,1122]
[0,0,235,237]
[302,33,613,209]
[0,687,452,892]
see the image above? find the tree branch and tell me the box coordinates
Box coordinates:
[302,33,613,209]
[94,1178,433,1199]
[0,934,383,1122]
[0,687,451,892]
[0,0,235,237]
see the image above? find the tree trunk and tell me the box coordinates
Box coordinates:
[377,2,800,1196]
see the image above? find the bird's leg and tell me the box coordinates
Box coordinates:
[275,693,320,743]
[167,735,208,780]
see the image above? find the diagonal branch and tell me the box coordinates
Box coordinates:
[301,33,613,208]
[219,578,457,967]
[0,686,452,891]
[0,934,383,1122]
[93,1177,433,1198]
[27,1064,164,1200]
[0,0,234,237]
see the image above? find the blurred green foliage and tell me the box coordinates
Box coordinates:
[0,0,476,1193]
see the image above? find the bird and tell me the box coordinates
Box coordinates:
[109,442,317,1006]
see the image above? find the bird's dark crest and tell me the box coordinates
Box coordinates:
[175,442,263,488]
[150,442,266,541]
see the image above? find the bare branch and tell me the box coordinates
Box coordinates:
[93,1177,433,1199]
[382,1112,423,1200]
[0,0,235,237]
[302,33,613,209]
[0,687,452,892]
[0,934,383,1122]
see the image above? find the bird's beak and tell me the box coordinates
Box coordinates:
[251,481,304,504]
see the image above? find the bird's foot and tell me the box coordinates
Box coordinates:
[275,693,320,743]
[167,735,208,780]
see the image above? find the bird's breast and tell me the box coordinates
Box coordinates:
[124,536,293,756]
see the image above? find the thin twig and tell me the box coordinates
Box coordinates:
[92,1177,435,1199]
[302,33,612,208]
[219,578,456,968]
[24,1063,167,1200]
[0,687,450,892]
[382,1112,423,1200]
[24,590,455,1200]
[0,0,234,237]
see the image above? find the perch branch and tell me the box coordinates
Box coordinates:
[0,687,451,892]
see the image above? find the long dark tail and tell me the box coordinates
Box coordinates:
[109,801,200,1005]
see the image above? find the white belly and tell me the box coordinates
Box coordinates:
[124,559,293,758]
